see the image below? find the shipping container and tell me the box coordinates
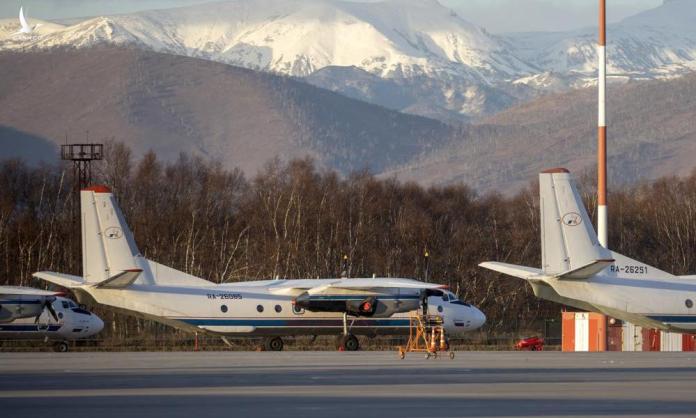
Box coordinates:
[661,332,683,352]
[561,311,606,352]
[642,328,661,351]
[622,322,642,351]
[606,320,623,351]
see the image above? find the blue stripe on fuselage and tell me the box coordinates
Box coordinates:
[0,324,61,332]
[303,296,420,301]
[0,300,42,304]
[648,315,696,324]
[179,318,411,327]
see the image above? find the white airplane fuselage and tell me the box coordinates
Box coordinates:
[65,279,485,338]
[529,267,696,332]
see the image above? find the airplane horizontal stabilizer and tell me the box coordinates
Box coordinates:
[95,269,143,289]
[555,259,614,280]
[478,262,543,280]
[33,271,85,288]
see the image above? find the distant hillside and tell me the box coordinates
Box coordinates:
[386,73,696,192]
[0,47,451,174]
[2,47,693,194]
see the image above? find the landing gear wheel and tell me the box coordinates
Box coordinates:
[449,351,455,360]
[264,337,284,352]
[339,334,360,351]
[54,342,69,353]
[399,351,405,360]
[425,353,431,360]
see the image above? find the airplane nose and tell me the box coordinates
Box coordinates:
[473,308,486,329]
[90,315,104,336]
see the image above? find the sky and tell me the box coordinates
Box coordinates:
[0,0,663,33]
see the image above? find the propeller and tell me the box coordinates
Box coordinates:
[34,296,58,323]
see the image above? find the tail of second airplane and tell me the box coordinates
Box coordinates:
[538,168,613,278]
[481,168,674,281]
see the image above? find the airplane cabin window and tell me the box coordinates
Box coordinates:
[220,305,228,313]
[687,299,694,309]
[257,305,264,313]
[275,305,282,313]
[437,305,443,313]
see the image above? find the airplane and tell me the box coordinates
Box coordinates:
[14,7,41,35]
[34,185,486,351]
[0,286,104,352]
[1,286,59,322]
[480,168,696,332]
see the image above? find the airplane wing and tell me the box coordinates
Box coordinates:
[0,285,61,297]
[325,278,447,290]
[269,278,446,296]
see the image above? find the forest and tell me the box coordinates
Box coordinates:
[1,141,695,347]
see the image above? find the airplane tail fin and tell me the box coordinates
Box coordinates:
[539,169,613,277]
[79,185,213,288]
[81,186,143,285]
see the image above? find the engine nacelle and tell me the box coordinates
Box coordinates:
[293,293,419,318]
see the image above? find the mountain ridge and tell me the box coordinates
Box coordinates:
[0,47,452,175]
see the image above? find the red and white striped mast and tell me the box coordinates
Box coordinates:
[597,0,608,247]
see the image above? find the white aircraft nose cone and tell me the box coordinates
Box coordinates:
[473,308,486,329]
[90,315,104,336]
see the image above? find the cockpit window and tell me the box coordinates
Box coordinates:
[61,301,69,309]
[71,308,91,316]
[69,301,77,308]
[443,292,457,302]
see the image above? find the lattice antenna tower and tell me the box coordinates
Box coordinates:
[61,142,103,274]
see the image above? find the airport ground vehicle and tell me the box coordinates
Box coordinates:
[516,336,544,351]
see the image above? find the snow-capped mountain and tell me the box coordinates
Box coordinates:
[508,0,696,84]
[0,0,695,122]
[0,0,533,121]
[0,0,530,77]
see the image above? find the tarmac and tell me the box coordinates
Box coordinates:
[2,351,696,418]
